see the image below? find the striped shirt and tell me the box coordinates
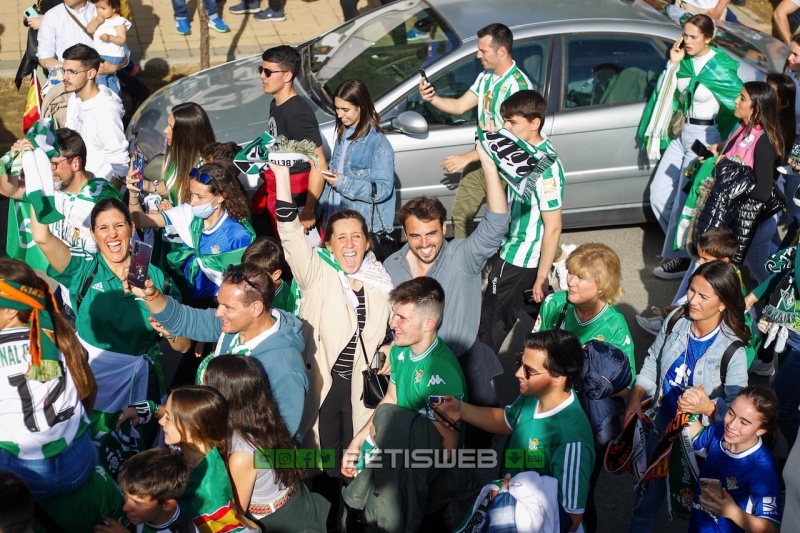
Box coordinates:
[332,287,366,380]
[499,137,565,268]
[469,62,532,128]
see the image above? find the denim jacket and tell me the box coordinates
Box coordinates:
[636,308,748,424]
[318,126,396,232]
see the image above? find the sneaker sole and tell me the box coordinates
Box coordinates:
[256,15,286,21]
[750,369,775,377]
[230,7,261,13]
[208,25,231,32]
[653,269,687,280]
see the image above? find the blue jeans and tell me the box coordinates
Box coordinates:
[0,429,97,501]
[97,55,123,95]
[172,0,218,19]
[649,123,722,259]
[629,416,668,533]
[772,329,800,451]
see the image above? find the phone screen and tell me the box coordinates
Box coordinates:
[132,149,146,190]
[700,478,723,498]
[127,241,153,289]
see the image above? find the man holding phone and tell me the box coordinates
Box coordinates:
[342,277,466,477]
[419,22,530,239]
[434,329,594,533]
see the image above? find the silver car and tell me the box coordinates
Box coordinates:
[127,0,787,229]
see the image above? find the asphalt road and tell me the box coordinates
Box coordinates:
[492,221,682,533]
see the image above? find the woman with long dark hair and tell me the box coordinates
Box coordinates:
[713,81,785,282]
[153,102,217,208]
[625,261,750,533]
[203,355,329,531]
[0,258,97,501]
[687,387,782,533]
[160,385,258,532]
[29,198,187,418]
[317,79,395,237]
[639,14,742,280]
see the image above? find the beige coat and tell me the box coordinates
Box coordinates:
[278,218,392,450]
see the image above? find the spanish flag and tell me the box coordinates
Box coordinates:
[22,75,41,134]
[180,447,260,533]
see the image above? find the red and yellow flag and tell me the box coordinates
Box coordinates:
[22,75,42,134]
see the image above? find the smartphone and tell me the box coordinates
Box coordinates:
[700,478,723,498]
[320,170,335,178]
[24,5,39,18]
[427,396,460,431]
[418,67,432,87]
[676,36,685,50]
[132,149,145,190]
[523,289,535,305]
[691,139,714,159]
[127,241,153,289]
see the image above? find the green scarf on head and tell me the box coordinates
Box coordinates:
[0,279,62,382]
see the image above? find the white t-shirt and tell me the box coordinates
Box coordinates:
[93,15,131,59]
[676,50,720,120]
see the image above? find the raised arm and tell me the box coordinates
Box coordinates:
[419,80,479,116]
[126,169,165,229]
[478,142,509,214]
[29,205,72,273]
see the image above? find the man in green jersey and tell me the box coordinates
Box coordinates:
[419,23,531,238]
[342,277,466,477]
[436,330,594,533]
[478,90,565,354]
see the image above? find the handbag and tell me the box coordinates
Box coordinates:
[368,182,399,262]
[359,334,389,409]
[668,109,686,139]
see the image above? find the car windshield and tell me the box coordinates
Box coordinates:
[308,0,460,105]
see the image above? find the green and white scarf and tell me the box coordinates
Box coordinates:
[477,128,557,199]
[234,131,274,176]
[290,248,393,316]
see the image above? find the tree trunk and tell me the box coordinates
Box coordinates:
[199,6,210,70]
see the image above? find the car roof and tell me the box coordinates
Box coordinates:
[431,0,667,39]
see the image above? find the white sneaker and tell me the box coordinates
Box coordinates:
[552,243,577,291]
[635,306,664,335]
[749,358,775,377]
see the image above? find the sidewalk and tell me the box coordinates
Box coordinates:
[0,0,373,78]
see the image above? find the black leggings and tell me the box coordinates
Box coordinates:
[317,371,353,478]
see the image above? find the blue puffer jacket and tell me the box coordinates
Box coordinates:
[317,126,395,232]
[575,340,632,447]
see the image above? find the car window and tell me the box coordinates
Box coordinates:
[399,37,550,127]
[311,2,460,103]
[563,34,666,110]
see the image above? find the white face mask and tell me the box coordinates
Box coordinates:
[191,198,218,219]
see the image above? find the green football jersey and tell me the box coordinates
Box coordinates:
[534,291,636,385]
[389,336,466,419]
[502,391,595,514]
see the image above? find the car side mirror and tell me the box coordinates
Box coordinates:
[381,111,428,136]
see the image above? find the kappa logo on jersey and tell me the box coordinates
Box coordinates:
[623,335,632,346]
[90,282,104,292]
[427,375,446,386]
[414,369,423,384]
[397,353,404,361]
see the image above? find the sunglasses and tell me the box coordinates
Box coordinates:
[257,66,288,77]
[189,167,219,188]
[225,264,260,294]
[515,353,550,380]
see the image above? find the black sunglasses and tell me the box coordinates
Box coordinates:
[257,66,288,77]
[515,352,550,380]
[189,167,219,188]
[225,264,260,293]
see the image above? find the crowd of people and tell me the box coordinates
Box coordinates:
[5,2,800,532]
